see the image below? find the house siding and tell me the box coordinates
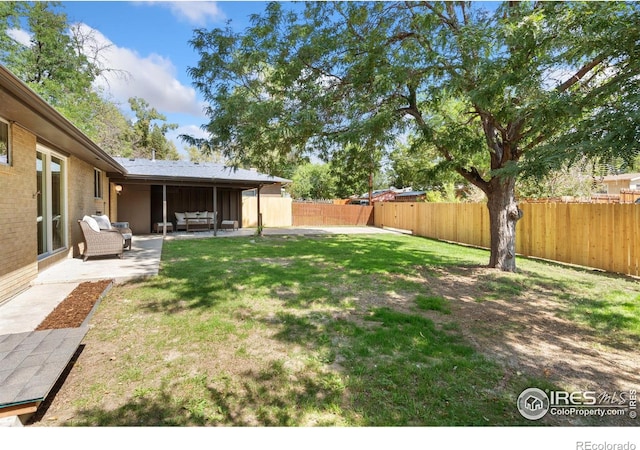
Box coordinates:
[605,180,628,195]
[0,124,38,303]
[117,184,151,234]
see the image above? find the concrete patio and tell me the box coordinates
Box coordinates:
[34,234,164,285]
[167,225,395,240]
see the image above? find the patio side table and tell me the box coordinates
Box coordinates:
[154,222,173,233]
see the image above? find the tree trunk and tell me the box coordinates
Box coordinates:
[486,175,522,272]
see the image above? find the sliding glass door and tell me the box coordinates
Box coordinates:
[36,146,66,257]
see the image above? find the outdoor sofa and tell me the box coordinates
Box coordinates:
[174,211,216,232]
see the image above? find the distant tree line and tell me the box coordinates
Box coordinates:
[0,1,180,160]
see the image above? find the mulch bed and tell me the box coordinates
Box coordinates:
[35,280,113,330]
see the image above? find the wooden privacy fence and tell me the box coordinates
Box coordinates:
[293,203,374,226]
[374,202,640,277]
[620,189,640,204]
[242,197,292,228]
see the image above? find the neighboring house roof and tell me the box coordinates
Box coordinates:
[359,189,393,199]
[0,65,126,174]
[358,187,417,199]
[601,173,640,182]
[395,191,426,197]
[112,157,291,189]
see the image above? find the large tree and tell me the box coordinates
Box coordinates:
[289,162,337,200]
[1,2,93,91]
[187,1,640,271]
[329,144,382,199]
[128,97,180,160]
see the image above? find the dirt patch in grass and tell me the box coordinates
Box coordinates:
[427,265,640,396]
[35,280,112,330]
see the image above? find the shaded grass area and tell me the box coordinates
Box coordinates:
[61,233,638,426]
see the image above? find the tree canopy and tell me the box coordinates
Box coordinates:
[187,1,640,271]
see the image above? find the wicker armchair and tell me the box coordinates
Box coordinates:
[78,220,124,262]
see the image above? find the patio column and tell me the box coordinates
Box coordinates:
[257,184,263,228]
[213,185,218,237]
[162,184,167,237]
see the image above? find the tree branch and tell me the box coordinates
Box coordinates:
[422,1,459,30]
[556,56,605,93]
[457,166,490,194]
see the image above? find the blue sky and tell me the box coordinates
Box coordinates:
[55,1,278,157]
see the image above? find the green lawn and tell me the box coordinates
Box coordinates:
[58,233,639,426]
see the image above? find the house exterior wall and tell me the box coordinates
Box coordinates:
[0,123,38,303]
[117,184,151,234]
[372,191,397,202]
[66,155,111,258]
[604,180,629,195]
[0,125,117,304]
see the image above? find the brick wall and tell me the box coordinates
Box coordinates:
[67,156,111,257]
[0,124,38,303]
[0,124,116,304]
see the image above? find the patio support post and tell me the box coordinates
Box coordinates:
[257,184,263,229]
[213,185,218,237]
[162,184,167,237]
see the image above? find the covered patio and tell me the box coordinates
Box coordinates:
[108,158,290,236]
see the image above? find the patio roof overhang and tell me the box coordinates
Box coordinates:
[107,174,272,190]
[0,65,126,174]
[107,157,290,190]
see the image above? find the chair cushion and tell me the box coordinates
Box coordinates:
[91,214,112,230]
[111,221,130,230]
[82,215,101,233]
[185,212,199,219]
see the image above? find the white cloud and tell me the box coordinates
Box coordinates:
[174,124,210,141]
[141,1,226,26]
[168,1,226,26]
[7,28,32,46]
[74,23,205,117]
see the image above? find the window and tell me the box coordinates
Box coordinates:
[37,146,67,257]
[94,168,102,199]
[0,118,9,166]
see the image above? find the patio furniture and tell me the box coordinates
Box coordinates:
[186,212,210,231]
[154,222,173,233]
[220,220,239,231]
[175,211,213,232]
[78,218,124,262]
[92,214,132,250]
